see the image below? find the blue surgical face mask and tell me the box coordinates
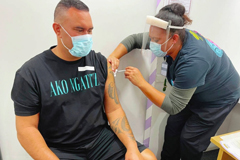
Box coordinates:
[150,37,173,57]
[60,25,93,57]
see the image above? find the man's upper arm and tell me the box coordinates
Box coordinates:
[104,62,122,114]
[16,113,39,132]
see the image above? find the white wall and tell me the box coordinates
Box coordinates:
[0,0,156,159]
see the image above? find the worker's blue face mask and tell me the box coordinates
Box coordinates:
[60,25,93,57]
[150,37,173,57]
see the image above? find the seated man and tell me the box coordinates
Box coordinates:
[11,0,157,160]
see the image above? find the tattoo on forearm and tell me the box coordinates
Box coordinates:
[110,118,122,134]
[121,117,130,132]
[110,116,135,141]
[108,82,119,104]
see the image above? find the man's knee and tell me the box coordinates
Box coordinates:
[141,148,157,160]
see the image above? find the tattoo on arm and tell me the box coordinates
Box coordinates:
[110,116,135,141]
[110,118,122,134]
[108,64,114,76]
[107,64,119,104]
[121,117,130,132]
[121,117,135,140]
[108,82,119,104]
[108,64,135,140]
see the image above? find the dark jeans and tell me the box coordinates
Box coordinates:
[161,99,239,160]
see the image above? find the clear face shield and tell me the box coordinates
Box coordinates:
[142,16,184,57]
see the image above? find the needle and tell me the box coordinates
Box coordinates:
[114,69,126,77]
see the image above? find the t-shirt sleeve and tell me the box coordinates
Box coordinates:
[11,70,40,116]
[95,53,108,81]
[174,58,210,89]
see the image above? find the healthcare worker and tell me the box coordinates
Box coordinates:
[108,3,240,160]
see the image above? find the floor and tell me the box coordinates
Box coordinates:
[201,149,219,160]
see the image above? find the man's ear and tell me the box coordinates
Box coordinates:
[52,23,62,38]
[172,34,180,44]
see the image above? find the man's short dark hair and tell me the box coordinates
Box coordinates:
[54,0,89,22]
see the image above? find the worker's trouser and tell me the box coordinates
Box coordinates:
[161,98,239,160]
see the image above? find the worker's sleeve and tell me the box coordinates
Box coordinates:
[121,32,150,52]
[161,86,197,115]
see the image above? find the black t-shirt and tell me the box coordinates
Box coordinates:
[11,46,108,148]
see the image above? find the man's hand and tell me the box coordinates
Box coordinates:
[125,149,144,160]
[124,66,146,88]
[107,56,120,72]
[16,114,59,160]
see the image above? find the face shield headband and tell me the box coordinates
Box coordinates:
[146,15,184,30]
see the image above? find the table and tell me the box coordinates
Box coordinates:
[211,130,240,160]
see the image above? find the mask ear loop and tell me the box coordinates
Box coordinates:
[59,24,72,38]
[59,24,73,51]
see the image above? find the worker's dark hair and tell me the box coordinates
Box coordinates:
[155,3,192,43]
